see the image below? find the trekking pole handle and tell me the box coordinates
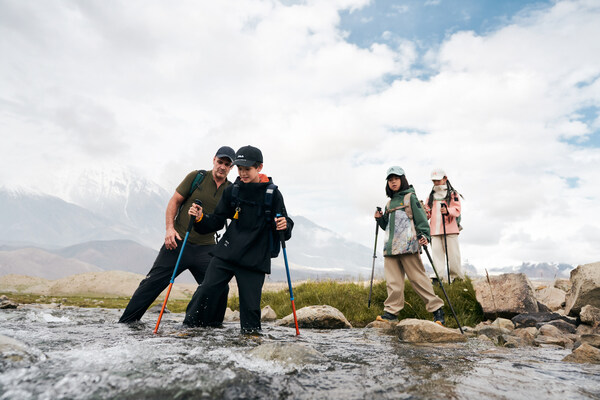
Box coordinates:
[187,199,203,231]
[275,213,286,248]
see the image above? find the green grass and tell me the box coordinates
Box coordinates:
[229,277,483,328]
[1,278,483,328]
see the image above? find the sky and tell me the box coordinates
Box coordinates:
[1,0,599,272]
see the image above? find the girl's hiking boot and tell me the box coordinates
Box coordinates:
[433,308,445,326]
[376,312,397,322]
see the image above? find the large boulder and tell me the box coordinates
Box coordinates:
[580,305,600,326]
[564,262,600,316]
[395,319,467,343]
[276,305,352,329]
[562,343,600,364]
[249,343,327,365]
[473,273,538,318]
[534,285,566,311]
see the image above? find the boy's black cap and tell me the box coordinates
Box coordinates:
[234,145,263,167]
[215,146,236,162]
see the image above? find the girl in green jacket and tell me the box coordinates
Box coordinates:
[374,166,445,325]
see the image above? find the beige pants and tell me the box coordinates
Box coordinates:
[383,253,444,315]
[431,234,463,283]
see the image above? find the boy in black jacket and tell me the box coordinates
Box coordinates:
[183,145,293,333]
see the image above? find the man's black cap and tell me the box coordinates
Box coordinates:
[234,145,263,167]
[215,146,236,162]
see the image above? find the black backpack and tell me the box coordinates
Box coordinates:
[230,181,281,258]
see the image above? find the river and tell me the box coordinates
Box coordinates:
[1,305,599,399]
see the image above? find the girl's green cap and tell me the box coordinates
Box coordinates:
[386,166,405,179]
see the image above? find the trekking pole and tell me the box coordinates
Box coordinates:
[441,204,451,283]
[420,235,464,334]
[368,207,382,308]
[153,199,202,334]
[277,213,300,335]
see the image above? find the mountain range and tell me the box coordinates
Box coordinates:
[0,169,573,283]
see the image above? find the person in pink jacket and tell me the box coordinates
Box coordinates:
[425,168,464,283]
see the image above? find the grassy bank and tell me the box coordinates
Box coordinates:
[1,278,483,328]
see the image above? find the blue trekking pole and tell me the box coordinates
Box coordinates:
[277,213,300,335]
[154,199,202,334]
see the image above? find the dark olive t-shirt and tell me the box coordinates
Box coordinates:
[174,170,231,245]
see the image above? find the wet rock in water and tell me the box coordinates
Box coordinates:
[534,285,566,312]
[512,327,538,346]
[534,335,573,349]
[0,298,18,309]
[249,342,327,364]
[579,305,600,326]
[535,319,577,335]
[491,318,515,331]
[276,305,352,329]
[562,343,600,364]
[473,273,539,319]
[225,308,240,322]
[511,312,567,328]
[0,334,46,367]
[538,324,565,339]
[148,304,169,314]
[473,318,514,342]
[260,305,277,322]
[396,319,467,343]
[576,334,600,350]
[564,262,600,316]
[576,324,600,335]
[365,320,398,333]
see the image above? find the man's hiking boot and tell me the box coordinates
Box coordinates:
[433,308,445,326]
[376,312,397,322]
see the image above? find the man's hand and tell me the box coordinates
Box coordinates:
[165,227,182,250]
[418,236,429,246]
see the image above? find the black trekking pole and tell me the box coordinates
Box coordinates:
[441,204,451,284]
[154,199,202,334]
[420,235,464,334]
[368,207,382,308]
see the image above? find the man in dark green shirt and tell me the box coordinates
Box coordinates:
[119,146,235,323]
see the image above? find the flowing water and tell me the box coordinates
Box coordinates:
[1,305,599,399]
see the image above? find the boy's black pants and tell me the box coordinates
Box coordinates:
[183,257,265,332]
[119,241,228,323]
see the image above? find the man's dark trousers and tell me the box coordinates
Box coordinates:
[119,240,228,323]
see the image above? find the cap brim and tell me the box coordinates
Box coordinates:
[216,154,234,162]
[234,160,256,167]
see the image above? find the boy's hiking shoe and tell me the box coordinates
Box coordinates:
[376,312,397,322]
[433,308,445,326]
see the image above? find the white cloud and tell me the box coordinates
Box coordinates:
[1,0,599,271]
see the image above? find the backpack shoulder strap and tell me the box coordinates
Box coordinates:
[264,182,278,222]
[188,170,207,198]
[403,193,413,220]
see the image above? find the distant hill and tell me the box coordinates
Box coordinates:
[54,240,158,275]
[0,247,102,280]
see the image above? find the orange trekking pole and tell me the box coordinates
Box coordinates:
[153,199,202,334]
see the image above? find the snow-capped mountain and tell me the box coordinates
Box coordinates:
[55,167,171,247]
